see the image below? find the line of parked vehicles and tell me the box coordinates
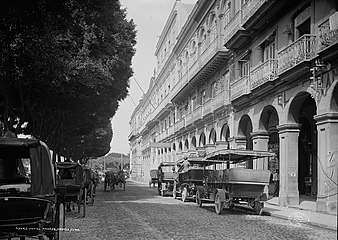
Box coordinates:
[0,134,99,240]
[150,149,275,215]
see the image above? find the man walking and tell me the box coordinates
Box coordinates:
[273,169,279,197]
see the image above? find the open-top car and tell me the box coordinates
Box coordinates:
[157,162,176,196]
[0,134,64,240]
[196,149,275,215]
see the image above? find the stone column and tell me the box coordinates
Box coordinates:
[251,131,269,169]
[314,113,338,214]
[277,123,300,206]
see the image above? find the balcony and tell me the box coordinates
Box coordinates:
[250,59,278,90]
[224,10,250,50]
[174,118,185,132]
[318,15,338,53]
[278,34,316,75]
[230,75,250,101]
[242,0,267,24]
[202,99,213,117]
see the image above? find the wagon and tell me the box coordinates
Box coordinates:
[149,169,158,188]
[56,161,86,217]
[195,149,275,215]
[157,162,176,196]
[0,135,65,240]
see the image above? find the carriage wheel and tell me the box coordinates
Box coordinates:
[181,187,188,202]
[215,192,224,215]
[196,190,202,207]
[50,202,65,240]
[173,183,177,199]
[254,201,264,215]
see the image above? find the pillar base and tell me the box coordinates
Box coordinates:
[279,192,299,206]
[316,199,337,215]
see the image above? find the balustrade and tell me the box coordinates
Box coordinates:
[230,75,250,101]
[278,34,316,74]
[242,0,266,23]
[224,10,242,44]
[250,59,278,90]
[318,16,338,52]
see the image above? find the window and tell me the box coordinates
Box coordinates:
[201,90,206,104]
[239,60,250,78]
[294,6,311,39]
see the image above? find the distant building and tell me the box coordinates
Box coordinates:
[129,0,338,215]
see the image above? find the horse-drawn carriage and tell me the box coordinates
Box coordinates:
[83,167,96,205]
[0,135,65,240]
[104,169,126,191]
[56,161,86,217]
[194,149,274,215]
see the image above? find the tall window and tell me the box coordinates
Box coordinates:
[294,6,311,39]
[211,82,216,98]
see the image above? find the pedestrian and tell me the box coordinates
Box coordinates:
[273,169,279,197]
[182,158,190,172]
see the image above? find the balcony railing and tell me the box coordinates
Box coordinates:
[174,118,185,132]
[242,0,267,23]
[230,75,250,101]
[318,15,338,52]
[202,99,213,116]
[224,10,242,44]
[250,59,278,90]
[278,34,316,74]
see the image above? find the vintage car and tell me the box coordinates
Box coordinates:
[157,162,176,196]
[0,134,64,240]
[195,149,275,215]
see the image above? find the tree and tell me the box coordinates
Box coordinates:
[0,0,136,161]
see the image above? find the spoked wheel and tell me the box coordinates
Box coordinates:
[215,192,224,215]
[54,203,65,240]
[254,201,264,215]
[173,183,177,199]
[196,190,202,207]
[181,187,188,202]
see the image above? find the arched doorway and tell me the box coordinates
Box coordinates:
[184,139,189,150]
[220,124,230,148]
[209,129,216,144]
[191,136,197,148]
[199,133,206,147]
[290,93,317,197]
[238,115,253,168]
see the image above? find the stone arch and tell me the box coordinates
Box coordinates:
[199,132,206,147]
[191,136,197,148]
[209,128,217,144]
[172,143,176,151]
[329,82,338,111]
[238,114,253,149]
[288,91,318,196]
[184,139,189,150]
[179,141,183,151]
[220,124,230,141]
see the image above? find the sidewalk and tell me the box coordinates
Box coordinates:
[264,197,337,231]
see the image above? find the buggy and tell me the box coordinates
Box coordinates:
[0,135,65,240]
[56,162,86,217]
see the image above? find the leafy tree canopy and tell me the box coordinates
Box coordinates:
[0,0,136,161]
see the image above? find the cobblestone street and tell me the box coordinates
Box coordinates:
[62,180,337,240]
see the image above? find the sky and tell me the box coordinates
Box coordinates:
[110,0,198,155]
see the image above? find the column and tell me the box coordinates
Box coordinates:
[277,123,300,206]
[314,113,338,214]
[251,131,269,169]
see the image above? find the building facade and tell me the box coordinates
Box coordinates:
[129,0,338,214]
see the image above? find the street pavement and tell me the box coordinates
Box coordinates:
[62,180,337,240]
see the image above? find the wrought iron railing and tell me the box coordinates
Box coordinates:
[278,34,316,74]
[318,16,338,52]
[242,0,266,23]
[250,59,278,90]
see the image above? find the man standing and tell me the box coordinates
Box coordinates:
[157,166,164,195]
[273,169,279,197]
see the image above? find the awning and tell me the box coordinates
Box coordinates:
[203,149,276,164]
